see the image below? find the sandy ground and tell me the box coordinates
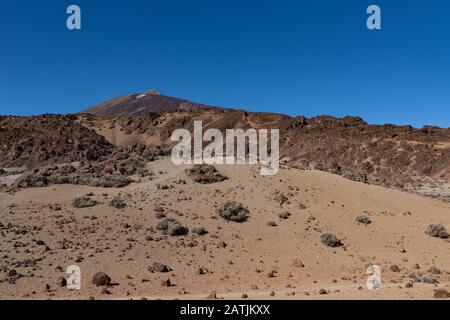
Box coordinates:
[1,158,450,300]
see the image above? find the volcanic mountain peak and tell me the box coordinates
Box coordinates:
[82,90,213,117]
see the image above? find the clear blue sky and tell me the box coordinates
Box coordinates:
[1,0,450,127]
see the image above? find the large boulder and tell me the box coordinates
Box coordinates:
[216,201,249,222]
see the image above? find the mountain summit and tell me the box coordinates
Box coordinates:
[82,89,213,116]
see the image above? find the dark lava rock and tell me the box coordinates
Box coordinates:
[92,272,111,286]
[320,233,343,247]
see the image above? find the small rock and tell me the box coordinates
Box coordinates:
[100,287,111,295]
[149,262,171,273]
[390,265,400,273]
[278,212,291,219]
[356,215,372,225]
[425,224,449,239]
[428,266,441,275]
[192,227,208,235]
[161,279,172,287]
[110,196,126,209]
[320,233,343,247]
[57,277,67,287]
[72,196,97,208]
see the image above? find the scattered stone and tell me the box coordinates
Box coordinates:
[421,275,439,284]
[319,289,327,295]
[49,203,62,211]
[8,269,17,277]
[207,292,217,299]
[278,211,291,219]
[267,221,277,227]
[217,241,227,248]
[196,268,206,275]
[100,287,111,295]
[192,226,208,235]
[274,193,288,205]
[390,265,400,273]
[155,211,166,219]
[356,215,372,225]
[293,259,305,268]
[267,270,277,278]
[428,266,441,275]
[149,262,171,273]
[161,279,172,287]
[425,224,449,239]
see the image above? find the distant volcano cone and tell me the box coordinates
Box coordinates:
[82,89,213,116]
